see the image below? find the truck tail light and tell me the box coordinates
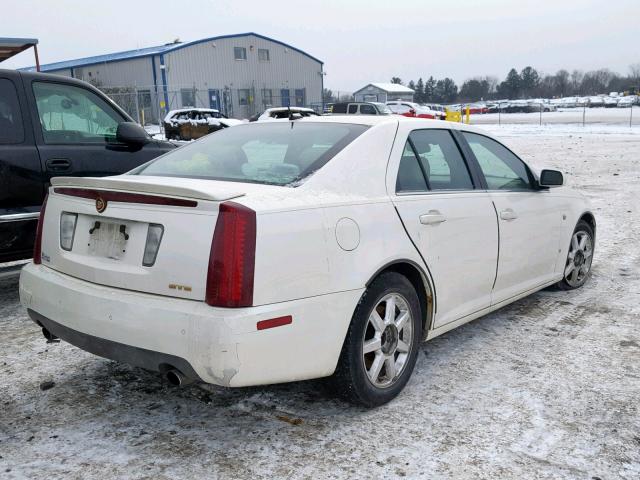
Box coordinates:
[206,202,256,307]
[33,195,49,264]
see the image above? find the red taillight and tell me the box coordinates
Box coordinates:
[33,194,49,264]
[206,201,256,307]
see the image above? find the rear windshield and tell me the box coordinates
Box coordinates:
[133,122,368,186]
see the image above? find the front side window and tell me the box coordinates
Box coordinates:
[258,48,270,61]
[462,132,532,190]
[0,78,24,144]
[348,104,358,114]
[133,122,368,186]
[32,81,122,144]
[360,104,376,114]
[234,47,247,60]
[332,103,347,113]
[409,129,474,190]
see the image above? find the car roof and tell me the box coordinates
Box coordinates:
[297,115,488,133]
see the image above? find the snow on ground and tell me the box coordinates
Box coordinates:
[1,126,640,479]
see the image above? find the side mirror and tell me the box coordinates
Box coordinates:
[116,122,150,146]
[409,109,416,115]
[539,169,564,187]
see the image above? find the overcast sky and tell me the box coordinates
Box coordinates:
[2,0,638,91]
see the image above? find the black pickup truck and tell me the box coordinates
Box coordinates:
[0,69,175,263]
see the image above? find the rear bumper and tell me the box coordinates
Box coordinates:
[20,263,363,387]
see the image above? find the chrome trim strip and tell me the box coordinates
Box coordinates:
[0,212,41,223]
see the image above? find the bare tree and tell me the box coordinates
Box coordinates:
[630,63,640,86]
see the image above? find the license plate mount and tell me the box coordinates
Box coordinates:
[88,220,129,260]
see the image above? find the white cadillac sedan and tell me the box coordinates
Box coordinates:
[19,116,595,407]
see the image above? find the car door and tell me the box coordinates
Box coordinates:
[0,74,43,262]
[390,127,499,328]
[25,78,168,183]
[459,131,565,304]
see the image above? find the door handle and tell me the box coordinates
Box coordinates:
[500,208,518,221]
[46,158,71,172]
[420,210,446,225]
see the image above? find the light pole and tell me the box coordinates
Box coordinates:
[319,68,327,113]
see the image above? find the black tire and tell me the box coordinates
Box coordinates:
[331,271,422,407]
[556,220,595,290]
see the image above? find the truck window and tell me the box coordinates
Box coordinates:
[348,104,358,114]
[331,103,347,114]
[0,79,24,144]
[360,104,376,114]
[32,82,123,144]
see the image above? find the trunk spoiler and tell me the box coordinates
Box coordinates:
[50,176,245,202]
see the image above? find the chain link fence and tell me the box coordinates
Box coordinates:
[457,103,639,127]
[98,85,320,126]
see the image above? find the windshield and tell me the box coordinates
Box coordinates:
[132,122,368,186]
[374,103,392,114]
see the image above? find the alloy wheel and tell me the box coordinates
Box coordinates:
[564,230,593,287]
[362,293,414,388]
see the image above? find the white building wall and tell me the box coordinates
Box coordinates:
[161,34,323,118]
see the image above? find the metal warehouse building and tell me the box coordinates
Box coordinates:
[21,32,324,122]
[353,83,414,103]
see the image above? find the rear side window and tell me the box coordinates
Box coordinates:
[134,122,368,186]
[348,104,358,114]
[32,82,123,144]
[462,132,532,190]
[408,130,474,190]
[396,142,428,192]
[0,79,24,144]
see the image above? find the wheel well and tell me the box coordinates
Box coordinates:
[579,212,596,234]
[368,262,434,336]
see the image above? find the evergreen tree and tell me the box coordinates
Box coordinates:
[425,76,436,102]
[498,68,521,99]
[415,77,425,103]
[390,77,403,85]
[520,66,540,98]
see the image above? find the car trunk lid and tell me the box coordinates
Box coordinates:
[40,176,245,301]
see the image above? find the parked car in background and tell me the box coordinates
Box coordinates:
[617,96,636,108]
[163,108,243,140]
[603,96,619,108]
[386,101,438,119]
[330,102,392,115]
[20,116,595,407]
[255,107,319,121]
[588,96,605,108]
[422,104,446,120]
[0,69,175,263]
[465,103,489,114]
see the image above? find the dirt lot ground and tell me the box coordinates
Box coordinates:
[1,124,639,479]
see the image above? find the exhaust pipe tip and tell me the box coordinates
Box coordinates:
[42,327,60,343]
[165,369,194,387]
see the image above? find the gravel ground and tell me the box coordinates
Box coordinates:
[1,126,639,479]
